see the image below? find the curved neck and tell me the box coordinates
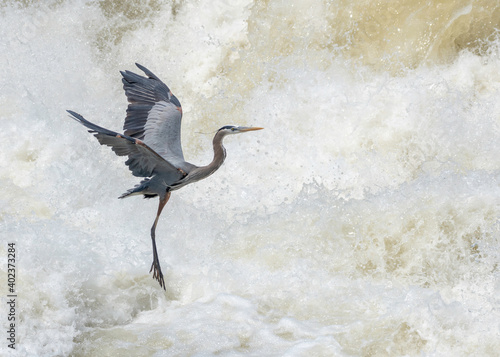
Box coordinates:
[193,131,227,181]
[209,131,227,173]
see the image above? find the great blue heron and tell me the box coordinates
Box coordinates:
[67,63,262,289]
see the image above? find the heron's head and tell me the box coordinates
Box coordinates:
[217,125,263,136]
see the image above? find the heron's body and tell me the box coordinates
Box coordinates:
[68,63,262,289]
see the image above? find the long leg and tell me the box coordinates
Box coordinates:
[150,191,171,290]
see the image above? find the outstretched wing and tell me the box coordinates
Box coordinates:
[121,63,189,171]
[67,110,184,184]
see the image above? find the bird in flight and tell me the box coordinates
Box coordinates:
[67,63,262,289]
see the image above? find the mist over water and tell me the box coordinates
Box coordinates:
[1,0,499,356]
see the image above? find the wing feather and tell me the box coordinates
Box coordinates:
[67,110,183,183]
[121,64,188,170]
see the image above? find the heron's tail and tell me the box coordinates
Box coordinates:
[119,178,157,199]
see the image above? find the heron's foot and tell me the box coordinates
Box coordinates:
[149,259,166,290]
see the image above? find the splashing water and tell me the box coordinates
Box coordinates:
[1,0,499,356]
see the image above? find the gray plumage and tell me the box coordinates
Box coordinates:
[68,63,262,289]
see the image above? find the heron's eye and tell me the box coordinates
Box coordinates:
[231,127,236,131]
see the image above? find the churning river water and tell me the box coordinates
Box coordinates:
[1,0,499,356]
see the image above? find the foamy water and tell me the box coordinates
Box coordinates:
[1,1,499,356]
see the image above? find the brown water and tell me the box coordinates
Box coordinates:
[1,0,499,356]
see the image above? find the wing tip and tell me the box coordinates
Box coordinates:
[66,109,83,122]
[135,63,159,81]
[135,62,146,72]
[121,64,158,85]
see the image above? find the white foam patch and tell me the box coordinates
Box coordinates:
[1,1,499,356]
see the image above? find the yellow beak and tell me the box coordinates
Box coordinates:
[239,127,264,132]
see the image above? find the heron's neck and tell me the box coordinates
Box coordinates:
[214,132,227,165]
[199,132,227,178]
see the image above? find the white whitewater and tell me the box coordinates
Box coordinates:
[1,1,499,356]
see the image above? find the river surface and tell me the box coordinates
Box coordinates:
[1,0,499,356]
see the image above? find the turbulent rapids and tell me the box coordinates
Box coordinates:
[1,0,499,356]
